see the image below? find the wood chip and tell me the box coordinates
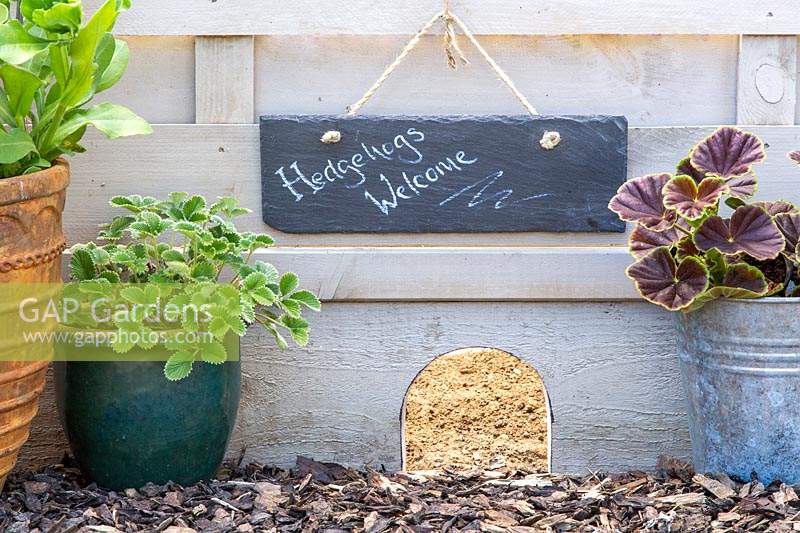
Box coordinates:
[2,455,799,532]
[693,473,736,499]
[655,492,707,505]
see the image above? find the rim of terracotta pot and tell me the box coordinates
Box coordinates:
[0,159,70,207]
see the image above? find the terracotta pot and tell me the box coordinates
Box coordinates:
[0,161,69,489]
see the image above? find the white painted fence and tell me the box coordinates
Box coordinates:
[21,1,800,473]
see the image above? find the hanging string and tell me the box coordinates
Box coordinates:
[345,2,539,117]
[345,10,444,116]
[442,0,468,69]
[448,12,538,116]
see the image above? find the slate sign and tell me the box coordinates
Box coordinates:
[260,115,627,233]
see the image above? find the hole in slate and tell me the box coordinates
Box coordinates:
[401,347,551,473]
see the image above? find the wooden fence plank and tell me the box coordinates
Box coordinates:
[58,246,636,301]
[27,301,690,473]
[67,124,800,246]
[254,35,738,127]
[737,35,797,125]
[84,1,800,36]
[195,36,255,124]
[258,247,637,301]
[60,124,800,301]
[232,301,688,472]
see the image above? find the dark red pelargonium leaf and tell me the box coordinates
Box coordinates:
[663,175,726,219]
[775,212,800,251]
[789,151,800,165]
[690,127,765,178]
[726,173,757,199]
[694,205,785,260]
[608,173,676,230]
[677,236,700,259]
[629,225,681,258]
[686,263,772,311]
[676,157,706,183]
[721,263,768,293]
[626,247,709,311]
[752,200,796,216]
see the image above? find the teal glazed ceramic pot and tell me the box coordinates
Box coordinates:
[54,337,240,490]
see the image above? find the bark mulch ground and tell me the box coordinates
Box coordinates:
[1,455,799,532]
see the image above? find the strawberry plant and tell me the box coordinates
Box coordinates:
[68,193,321,380]
[0,0,151,178]
[609,126,800,311]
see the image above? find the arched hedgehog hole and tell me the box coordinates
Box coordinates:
[401,347,552,473]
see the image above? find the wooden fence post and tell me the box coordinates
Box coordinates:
[195,36,255,124]
[736,35,797,125]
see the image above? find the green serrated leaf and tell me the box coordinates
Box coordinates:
[282,299,301,318]
[290,290,321,311]
[98,270,120,283]
[166,261,190,277]
[174,220,201,236]
[208,316,228,340]
[136,325,157,349]
[191,261,216,281]
[250,286,275,306]
[161,249,184,262]
[130,210,171,237]
[111,332,136,353]
[70,249,96,281]
[279,272,299,295]
[268,325,289,349]
[288,325,308,346]
[226,316,246,336]
[280,315,309,346]
[182,195,206,219]
[89,247,111,266]
[119,286,147,305]
[255,261,280,284]
[200,340,227,364]
[243,271,267,291]
[240,299,255,323]
[164,351,194,381]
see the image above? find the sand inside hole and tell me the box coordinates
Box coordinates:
[403,347,549,472]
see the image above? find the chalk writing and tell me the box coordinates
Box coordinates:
[274,128,425,202]
[273,129,548,217]
[260,114,628,233]
[363,149,479,215]
[439,171,551,210]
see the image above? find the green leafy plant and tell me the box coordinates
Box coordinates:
[609,126,800,311]
[0,0,151,178]
[68,193,321,380]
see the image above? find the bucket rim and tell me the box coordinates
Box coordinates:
[710,297,800,305]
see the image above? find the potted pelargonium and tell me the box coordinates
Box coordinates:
[0,0,149,488]
[56,193,320,490]
[609,126,800,484]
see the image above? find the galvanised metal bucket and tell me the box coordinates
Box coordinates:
[676,298,800,484]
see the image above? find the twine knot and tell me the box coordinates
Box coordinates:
[344,2,540,117]
[539,131,561,150]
